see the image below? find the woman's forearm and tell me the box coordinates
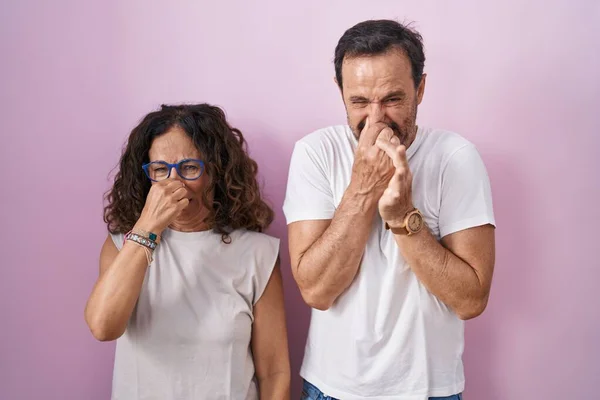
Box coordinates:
[258,371,290,400]
[84,240,150,341]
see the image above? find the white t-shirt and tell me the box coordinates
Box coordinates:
[283,125,495,400]
[109,228,279,400]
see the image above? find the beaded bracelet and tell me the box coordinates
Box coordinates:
[125,232,158,250]
[124,231,158,266]
[131,228,161,244]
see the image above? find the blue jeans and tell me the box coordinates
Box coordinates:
[301,380,463,400]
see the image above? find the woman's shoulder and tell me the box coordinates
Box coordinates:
[227,230,280,261]
[230,229,279,247]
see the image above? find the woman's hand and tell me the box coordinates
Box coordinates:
[136,180,191,234]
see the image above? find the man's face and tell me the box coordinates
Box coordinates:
[339,48,426,146]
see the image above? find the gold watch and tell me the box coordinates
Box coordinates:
[385,208,424,236]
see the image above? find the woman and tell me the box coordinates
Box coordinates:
[85,103,290,399]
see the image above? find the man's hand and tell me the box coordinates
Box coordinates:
[350,118,396,198]
[375,136,415,228]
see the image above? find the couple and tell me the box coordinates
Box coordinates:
[84,19,496,400]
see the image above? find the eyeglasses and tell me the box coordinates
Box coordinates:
[142,159,205,182]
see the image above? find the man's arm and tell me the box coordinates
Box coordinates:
[392,224,495,320]
[287,120,395,310]
[376,138,496,319]
[288,187,378,310]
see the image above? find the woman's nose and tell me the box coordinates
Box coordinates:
[169,166,184,182]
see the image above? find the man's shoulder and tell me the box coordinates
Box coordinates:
[419,126,476,156]
[295,124,353,151]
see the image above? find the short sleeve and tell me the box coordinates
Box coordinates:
[251,235,280,306]
[439,144,496,238]
[282,141,336,224]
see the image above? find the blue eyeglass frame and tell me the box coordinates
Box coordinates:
[142,158,205,182]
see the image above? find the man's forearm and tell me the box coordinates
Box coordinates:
[393,228,488,319]
[297,187,377,309]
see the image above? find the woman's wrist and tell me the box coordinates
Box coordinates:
[133,218,164,238]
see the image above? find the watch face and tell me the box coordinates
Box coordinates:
[407,213,422,232]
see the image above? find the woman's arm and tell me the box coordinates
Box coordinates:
[84,235,150,341]
[251,259,291,400]
[85,180,191,341]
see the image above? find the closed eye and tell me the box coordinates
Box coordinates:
[350,98,369,108]
[383,96,404,106]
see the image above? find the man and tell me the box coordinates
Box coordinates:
[283,19,496,400]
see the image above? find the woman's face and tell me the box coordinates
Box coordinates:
[147,126,210,219]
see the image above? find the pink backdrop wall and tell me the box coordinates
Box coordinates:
[1,1,599,399]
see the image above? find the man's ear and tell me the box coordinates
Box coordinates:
[334,77,343,99]
[416,73,427,105]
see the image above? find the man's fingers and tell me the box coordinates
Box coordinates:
[375,139,396,158]
[359,121,388,146]
[376,139,408,170]
[377,127,394,142]
[386,172,403,194]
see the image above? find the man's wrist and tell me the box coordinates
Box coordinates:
[344,183,380,214]
[384,206,416,232]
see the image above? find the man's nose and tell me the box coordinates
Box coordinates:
[367,102,386,123]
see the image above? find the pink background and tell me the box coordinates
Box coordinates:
[1,1,599,399]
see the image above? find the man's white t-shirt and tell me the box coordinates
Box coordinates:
[283,125,495,400]
[109,228,279,400]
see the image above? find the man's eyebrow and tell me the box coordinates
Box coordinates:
[349,95,369,102]
[381,91,406,100]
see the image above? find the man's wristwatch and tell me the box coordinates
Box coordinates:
[385,208,424,236]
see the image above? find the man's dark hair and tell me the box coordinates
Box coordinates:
[334,19,425,90]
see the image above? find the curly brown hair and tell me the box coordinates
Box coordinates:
[103,103,274,242]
